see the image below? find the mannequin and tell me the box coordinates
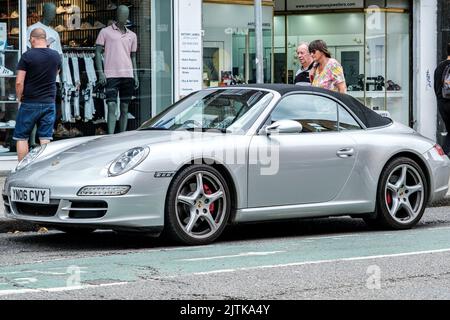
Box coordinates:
[95,5,139,134]
[27,3,62,54]
[26,3,63,146]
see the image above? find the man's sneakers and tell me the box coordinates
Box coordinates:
[0,66,13,77]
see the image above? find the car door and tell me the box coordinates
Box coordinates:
[247,93,361,208]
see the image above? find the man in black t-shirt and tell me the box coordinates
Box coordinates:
[14,28,61,161]
[434,42,450,154]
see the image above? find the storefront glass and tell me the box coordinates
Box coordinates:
[0,0,21,155]
[275,0,411,126]
[0,0,172,157]
[202,2,273,87]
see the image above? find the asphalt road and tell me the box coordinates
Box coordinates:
[1,205,450,300]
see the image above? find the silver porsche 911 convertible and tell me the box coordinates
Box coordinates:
[3,84,450,245]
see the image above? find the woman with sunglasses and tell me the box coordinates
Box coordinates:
[308,40,347,94]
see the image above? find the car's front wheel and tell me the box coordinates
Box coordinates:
[365,157,428,229]
[164,165,231,245]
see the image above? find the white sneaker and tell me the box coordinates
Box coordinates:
[6,120,15,127]
[0,66,13,76]
[0,146,10,153]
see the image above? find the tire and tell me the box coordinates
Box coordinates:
[164,165,231,245]
[56,227,96,235]
[367,157,428,230]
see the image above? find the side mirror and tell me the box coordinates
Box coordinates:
[264,120,303,135]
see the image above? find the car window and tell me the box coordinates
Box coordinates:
[140,89,273,132]
[338,105,362,130]
[271,94,338,133]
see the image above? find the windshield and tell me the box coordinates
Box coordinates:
[139,89,273,133]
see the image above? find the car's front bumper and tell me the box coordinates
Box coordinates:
[2,169,171,231]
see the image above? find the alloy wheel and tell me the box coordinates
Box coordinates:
[175,171,227,240]
[384,164,424,224]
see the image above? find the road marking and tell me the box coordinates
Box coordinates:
[190,248,450,276]
[0,268,88,276]
[0,282,129,297]
[178,251,286,262]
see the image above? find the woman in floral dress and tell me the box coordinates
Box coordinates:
[308,40,347,94]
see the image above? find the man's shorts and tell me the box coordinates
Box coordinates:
[105,78,134,104]
[13,103,56,141]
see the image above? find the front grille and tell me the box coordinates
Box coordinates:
[14,202,59,217]
[68,200,108,219]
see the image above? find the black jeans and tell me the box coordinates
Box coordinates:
[437,98,450,154]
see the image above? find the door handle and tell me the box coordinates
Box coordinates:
[337,147,354,158]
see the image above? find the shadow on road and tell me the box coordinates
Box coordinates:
[5,216,377,251]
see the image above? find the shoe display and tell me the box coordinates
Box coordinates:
[69,127,83,137]
[54,123,70,138]
[69,40,79,47]
[10,27,19,35]
[80,22,93,30]
[95,127,106,135]
[106,3,117,10]
[386,80,402,91]
[65,6,75,14]
[93,21,106,29]
[6,120,15,128]
[56,6,66,14]
[7,94,16,101]
[0,66,13,77]
[10,11,19,19]
[55,25,66,32]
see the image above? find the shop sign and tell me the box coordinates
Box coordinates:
[179,31,203,96]
[287,0,364,10]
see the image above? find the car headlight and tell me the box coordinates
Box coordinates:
[108,146,150,177]
[16,144,47,171]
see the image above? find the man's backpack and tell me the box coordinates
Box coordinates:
[442,63,450,99]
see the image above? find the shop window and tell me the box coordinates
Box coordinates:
[0,0,21,155]
[277,5,410,127]
[20,0,154,140]
[202,3,273,87]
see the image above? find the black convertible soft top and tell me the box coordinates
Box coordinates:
[234,84,392,128]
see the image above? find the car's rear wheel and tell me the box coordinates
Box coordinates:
[365,157,428,229]
[164,165,231,245]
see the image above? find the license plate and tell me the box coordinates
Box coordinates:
[10,187,50,204]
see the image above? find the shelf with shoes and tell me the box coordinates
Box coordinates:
[0,1,20,155]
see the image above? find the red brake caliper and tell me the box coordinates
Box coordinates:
[203,184,216,215]
[386,191,392,207]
